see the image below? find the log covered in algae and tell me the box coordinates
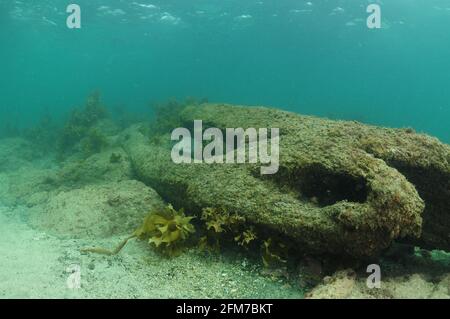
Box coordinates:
[121,103,449,258]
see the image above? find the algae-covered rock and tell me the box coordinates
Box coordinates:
[119,103,447,259]
[0,146,133,208]
[28,180,166,238]
[182,104,450,253]
[57,147,133,187]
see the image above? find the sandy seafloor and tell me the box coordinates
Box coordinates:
[0,193,304,298]
[0,206,304,299]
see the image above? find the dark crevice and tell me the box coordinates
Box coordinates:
[387,162,450,250]
[270,164,369,207]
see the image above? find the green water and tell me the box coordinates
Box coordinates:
[1,0,449,142]
[0,1,449,300]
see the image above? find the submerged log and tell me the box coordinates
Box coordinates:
[121,103,449,258]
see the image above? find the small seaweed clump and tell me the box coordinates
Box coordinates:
[58,91,109,157]
[261,237,289,268]
[235,226,258,247]
[148,97,208,135]
[134,205,195,256]
[199,207,256,251]
[81,205,195,257]
[80,128,109,156]
[199,207,292,269]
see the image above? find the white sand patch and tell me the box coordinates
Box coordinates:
[0,207,69,298]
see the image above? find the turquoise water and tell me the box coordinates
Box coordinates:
[0,1,450,300]
[1,0,449,142]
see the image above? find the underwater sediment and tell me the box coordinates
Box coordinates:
[121,103,450,259]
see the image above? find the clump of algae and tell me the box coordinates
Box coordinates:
[235,227,258,247]
[80,128,109,157]
[261,237,289,268]
[83,204,292,268]
[199,207,291,268]
[57,91,109,158]
[148,97,208,135]
[199,207,248,251]
[135,205,195,256]
[81,205,195,257]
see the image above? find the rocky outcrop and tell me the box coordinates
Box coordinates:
[0,146,134,207]
[120,103,450,258]
[306,266,450,299]
[28,180,165,238]
[56,147,133,188]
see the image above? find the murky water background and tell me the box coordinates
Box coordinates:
[0,0,449,142]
